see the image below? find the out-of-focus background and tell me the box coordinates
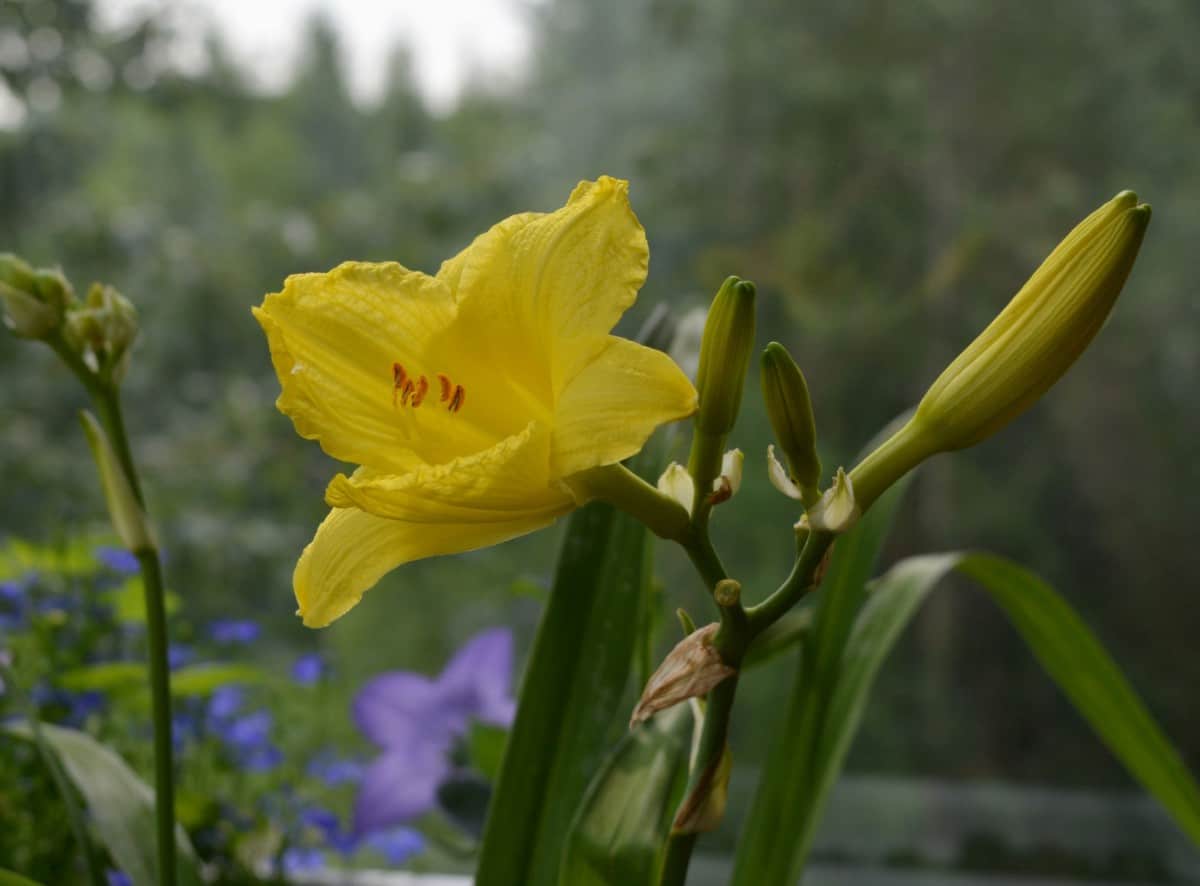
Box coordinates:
[2,0,1198,878]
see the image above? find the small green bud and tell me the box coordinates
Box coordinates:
[695,276,756,435]
[33,268,75,314]
[0,253,36,291]
[851,191,1151,513]
[0,283,58,338]
[761,342,821,506]
[65,283,140,379]
[0,255,68,339]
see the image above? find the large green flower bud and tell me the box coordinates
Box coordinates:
[695,276,757,435]
[851,191,1151,512]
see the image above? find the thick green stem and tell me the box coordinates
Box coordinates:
[659,833,698,885]
[87,380,177,886]
[660,525,835,884]
[134,546,178,886]
[569,463,691,543]
[745,531,835,636]
[686,429,724,530]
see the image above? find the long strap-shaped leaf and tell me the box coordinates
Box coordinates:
[559,704,693,885]
[5,722,203,886]
[475,460,654,885]
[828,553,1200,843]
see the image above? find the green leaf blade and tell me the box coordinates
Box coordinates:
[560,706,692,886]
[475,457,655,885]
[5,722,203,886]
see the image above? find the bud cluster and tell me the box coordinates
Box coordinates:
[0,253,139,384]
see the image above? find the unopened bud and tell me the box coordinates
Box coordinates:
[695,276,756,435]
[0,255,69,339]
[65,283,139,379]
[851,191,1151,512]
[630,623,736,727]
[33,268,75,314]
[761,342,821,506]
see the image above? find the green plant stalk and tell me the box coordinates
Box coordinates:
[49,335,178,886]
[746,531,835,634]
[659,527,836,885]
[0,662,105,886]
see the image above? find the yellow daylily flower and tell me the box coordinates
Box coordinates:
[255,177,697,627]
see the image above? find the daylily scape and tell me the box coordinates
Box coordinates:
[255,177,697,627]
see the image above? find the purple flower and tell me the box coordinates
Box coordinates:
[365,826,426,865]
[209,619,260,644]
[106,871,133,886]
[352,628,515,835]
[94,546,139,575]
[306,751,363,786]
[291,652,327,686]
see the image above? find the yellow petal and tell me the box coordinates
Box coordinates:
[325,422,573,520]
[295,504,568,628]
[449,177,650,398]
[551,336,697,478]
[254,262,476,470]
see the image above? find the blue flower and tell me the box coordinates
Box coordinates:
[291,651,327,686]
[240,743,283,772]
[207,685,245,721]
[352,628,515,835]
[0,579,25,604]
[215,707,282,772]
[94,546,139,575]
[306,751,363,786]
[209,619,260,644]
[365,826,425,865]
[167,644,194,670]
[224,709,272,750]
[172,711,200,753]
[106,870,133,886]
[280,846,326,875]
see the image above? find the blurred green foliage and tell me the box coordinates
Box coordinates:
[2,0,1197,803]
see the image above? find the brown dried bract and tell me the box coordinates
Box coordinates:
[630,623,736,727]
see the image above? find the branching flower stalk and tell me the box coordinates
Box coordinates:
[1,257,179,886]
[654,189,1150,883]
[52,340,179,886]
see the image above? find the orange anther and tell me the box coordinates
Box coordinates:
[400,379,416,407]
[391,363,408,408]
[411,375,430,407]
[448,384,466,413]
[438,374,453,402]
